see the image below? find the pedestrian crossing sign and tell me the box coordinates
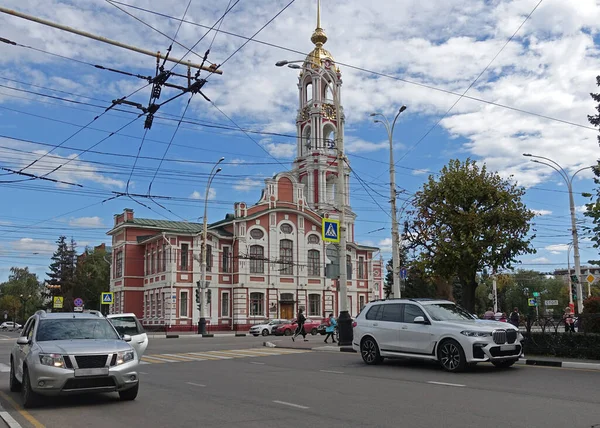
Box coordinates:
[53,296,63,309]
[322,218,340,243]
[101,292,114,305]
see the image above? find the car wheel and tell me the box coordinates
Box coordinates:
[492,359,517,369]
[119,382,139,401]
[9,359,21,392]
[21,367,38,408]
[360,337,383,365]
[261,329,269,336]
[284,329,292,336]
[311,328,318,336]
[438,339,467,373]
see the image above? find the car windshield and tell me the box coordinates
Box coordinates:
[423,303,476,321]
[109,316,144,336]
[36,318,120,341]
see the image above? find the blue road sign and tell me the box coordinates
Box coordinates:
[400,267,407,280]
[528,298,537,307]
[101,292,114,305]
[322,218,340,243]
[74,297,84,307]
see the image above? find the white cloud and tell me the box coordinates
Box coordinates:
[11,238,55,254]
[377,238,393,254]
[545,244,570,253]
[189,188,217,200]
[576,204,588,213]
[69,216,104,228]
[532,209,553,216]
[262,141,295,159]
[234,178,263,192]
[345,137,389,154]
[530,257,551,264]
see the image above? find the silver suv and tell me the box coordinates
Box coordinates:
[10,311,139,407]
[352,299,523,372]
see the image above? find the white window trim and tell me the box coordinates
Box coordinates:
[179,290,190,319]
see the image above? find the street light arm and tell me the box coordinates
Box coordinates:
[390,106,407,135]
[569,165,595,186]
[525,154,569,182]
[530,159,569,186]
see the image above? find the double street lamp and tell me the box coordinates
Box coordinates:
[276,58,353,346]
[523,153,593,313]
[198,157,224,336]
[370,106,407,298]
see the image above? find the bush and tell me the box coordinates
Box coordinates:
[523,332,600,360]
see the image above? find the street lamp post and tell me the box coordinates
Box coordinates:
[198,157,224,336]
[370,106,407,299]
[567,242,574,307]
[276,58,353,346]
[523,154,593,313]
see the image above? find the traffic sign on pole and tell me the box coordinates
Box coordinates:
[101,292,114,305]
[53,296,63,309]
[74,298,84,307]
[528,298,537,307]
[400,267,407,280]
[322,218,340,243]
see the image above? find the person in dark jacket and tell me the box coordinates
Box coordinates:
[509,308,520,327]
[292,308,307,342]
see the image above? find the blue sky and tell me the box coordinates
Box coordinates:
[0,0,599,282]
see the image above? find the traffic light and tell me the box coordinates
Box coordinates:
[571,275,578,301]
[195,288,201,310]
[206,289,212,305]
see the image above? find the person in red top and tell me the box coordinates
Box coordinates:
[563,307,575,333]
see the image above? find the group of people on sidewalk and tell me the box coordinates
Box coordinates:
[291,309,337,343]
[483,307,521,327]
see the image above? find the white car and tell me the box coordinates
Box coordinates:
[352,299,523,372]
[106,314,148,358]
[249,319,290,337]
[0,322,21,331]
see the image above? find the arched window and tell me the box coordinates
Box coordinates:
[308,250,320,276]
[280,239,293,275]
[305,81,313,103]
[249,245,264,274]
[308,234,320,244]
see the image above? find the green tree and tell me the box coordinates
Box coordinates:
[0,295,21,323]
[384,247,436,299]
[405,159,536,312]
[0,267,44,322]
[73,246,110,310]
[584,76,600,265]
[46,236,77,310]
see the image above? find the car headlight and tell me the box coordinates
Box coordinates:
[460,331,492,337]
[116,350,135,365]
[39,353,66,368]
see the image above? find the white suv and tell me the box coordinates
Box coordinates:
[352,299,523,372]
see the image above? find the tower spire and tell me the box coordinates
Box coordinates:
[311,0,327,47]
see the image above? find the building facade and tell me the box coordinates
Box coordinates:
[106,9,384,330]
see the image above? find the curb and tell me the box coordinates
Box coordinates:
[516,358,600,370]
[263,342,356,353]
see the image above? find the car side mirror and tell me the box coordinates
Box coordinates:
[413,316,428,324]
[17,337,29,345]
[122,334,132,342]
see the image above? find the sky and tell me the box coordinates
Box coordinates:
[0,0,599,283]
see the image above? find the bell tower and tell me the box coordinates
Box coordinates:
[293,0,354,237]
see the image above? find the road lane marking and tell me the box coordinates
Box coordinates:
[319,370,344,374]
[162,354,205,361]
[250,361,265,365]
[427,381,465,387]
[181,353,219,361]
[186,382,206,387]
[140,356,169,363]
[273,400,309,410]
[0,408,22,428]
[205,351,246,358]
[187,352,232,360]
[0,391,44,428]
[0,364,10,373]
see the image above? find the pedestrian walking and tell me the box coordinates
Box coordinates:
[509,307,520,328]
[563,307,575,333]
[483,308,495,320]
[292,308,307,342]
[324,313,337,344]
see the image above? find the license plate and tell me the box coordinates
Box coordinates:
[74,368,109,377]
[500,344,516,351]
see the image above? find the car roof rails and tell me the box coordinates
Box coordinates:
[34,309,47,318]
[83,310,104,317]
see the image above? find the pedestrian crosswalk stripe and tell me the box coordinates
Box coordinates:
[138,348,310,366]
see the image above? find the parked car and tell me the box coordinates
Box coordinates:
[249,319,290,337]
[9,310,140,408]
[273,318,323,336]
[107,313,148,358]
[352,298,524,372]
[0,322,21,331]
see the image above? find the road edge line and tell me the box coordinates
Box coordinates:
[0,391,44,428]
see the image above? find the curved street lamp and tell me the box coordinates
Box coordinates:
[523,153,593,313]
[370,106,407,298]
[198,157,224,336]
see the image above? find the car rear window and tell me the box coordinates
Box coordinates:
[109,316,144,336]
[37,319,120,341]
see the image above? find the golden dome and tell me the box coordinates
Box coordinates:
[304,0,336,68]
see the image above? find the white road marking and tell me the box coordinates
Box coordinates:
[273,400,309,410]
[319,369,344,374]
[0,410,22,428]
[188,352,232,360]
[162,353,204,361]
[250,361,265,365]
[0,364,10,373]
[139,361,150,365]
[186,382,206,387]
[142,355,182,363]
[427,381,465,387]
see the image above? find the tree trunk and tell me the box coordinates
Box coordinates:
[460,277,478,313]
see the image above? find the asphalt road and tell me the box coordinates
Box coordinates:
[0,334,598,428]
